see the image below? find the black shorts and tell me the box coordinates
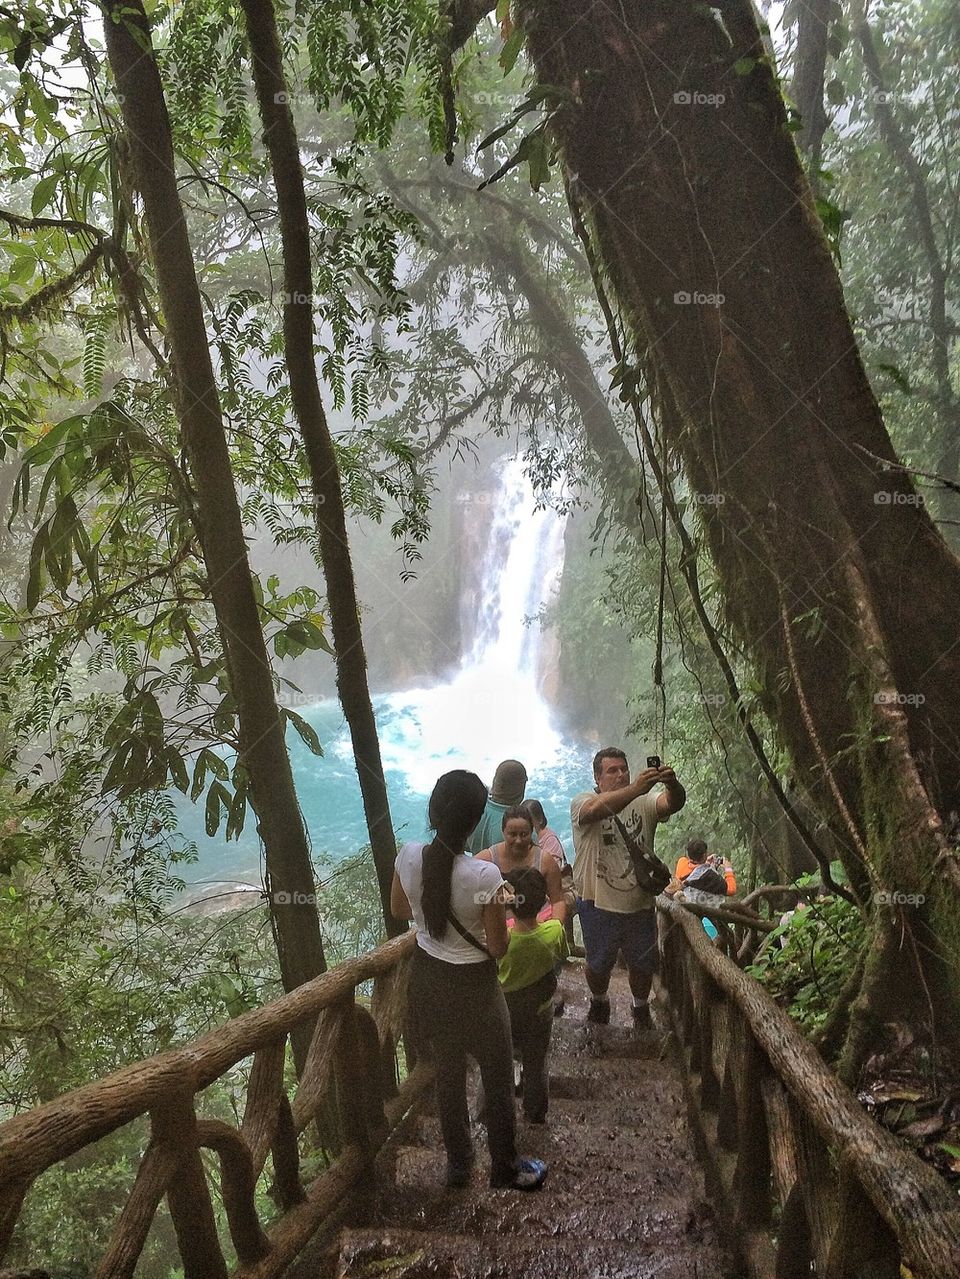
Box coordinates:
[577,898,658,977]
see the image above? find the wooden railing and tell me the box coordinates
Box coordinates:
[671,894,776,966]
[658,897,960,1279]
[0,931,429,1279]
[4,911,960,1279]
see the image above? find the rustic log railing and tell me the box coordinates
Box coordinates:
[658,897,960,1279]
[672,895,775,966]
[0,931,428,1279]
[4,911,960,1278]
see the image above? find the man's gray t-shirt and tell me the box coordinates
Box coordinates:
[570,790,662,913]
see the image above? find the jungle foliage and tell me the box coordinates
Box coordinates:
[0,0,958,1268]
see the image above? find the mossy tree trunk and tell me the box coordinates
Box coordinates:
[239,0,402,936]
[513,0,960,1065]
[101,0,327,995]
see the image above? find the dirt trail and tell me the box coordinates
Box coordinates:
[320,964,737,1278]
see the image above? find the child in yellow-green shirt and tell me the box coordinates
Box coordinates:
[500,867,569,1123]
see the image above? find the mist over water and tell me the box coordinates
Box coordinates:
[179,457,591,891]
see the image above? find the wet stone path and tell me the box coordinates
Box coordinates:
[328,963,737,1278]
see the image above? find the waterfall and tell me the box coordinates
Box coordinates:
[178,455,578,879]
[375,457,568,792]
[463,457,566,677]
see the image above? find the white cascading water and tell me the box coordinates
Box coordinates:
[372,456,567,794]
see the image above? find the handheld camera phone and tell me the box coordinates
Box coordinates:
[646,755,662,770]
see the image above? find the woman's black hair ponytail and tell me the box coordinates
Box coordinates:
[421,770,488,938]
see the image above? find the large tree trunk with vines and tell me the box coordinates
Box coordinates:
[240,0,402,936]
[101,0,327,996]
[516,0,960,1064]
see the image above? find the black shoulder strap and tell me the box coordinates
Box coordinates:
[611,812,639,850]
[446,909,493,958]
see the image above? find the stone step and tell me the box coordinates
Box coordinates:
[407,1101,693,1170]
[334,1226,733,1279]
[376,1143,720,1250]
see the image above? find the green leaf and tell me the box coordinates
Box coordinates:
[525,130,551,191]
[190,749,209,802]
[8,253,35,285]
[101,739,134,795]
[874,362,913,395]
[13,35,32,72]
[733,57,756,76]
[495,0,511,18]
[205,780,232,837]
[826,77,846,107]
[26,524,48,611]
[31,174,57,217]
[499,26,525,74]
[22,414,83,468]
[225,776,249,841]
[165,747,189,793]
[282,708,324,757]
[115,737,149,798]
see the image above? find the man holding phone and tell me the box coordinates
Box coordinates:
[571,748,686,1029]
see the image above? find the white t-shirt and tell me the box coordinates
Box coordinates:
[571,790,663,913]
[396,841,506,964]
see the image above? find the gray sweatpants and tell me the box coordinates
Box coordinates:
[409,946,518,1183]
[505,970,556,1123]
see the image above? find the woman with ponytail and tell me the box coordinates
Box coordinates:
[392,770,548,1192]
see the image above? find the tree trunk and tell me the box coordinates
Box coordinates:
[101,0,327,996]
[791,0,832,181]
[849,0,960,537]
[518,0,960,1053]
[239,0,402,937]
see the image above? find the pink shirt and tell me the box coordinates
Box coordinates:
[537,826,566,868]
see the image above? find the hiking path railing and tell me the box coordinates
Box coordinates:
[2,910,959,1278]
[0,931,428,1279]
[658,897,960,1279]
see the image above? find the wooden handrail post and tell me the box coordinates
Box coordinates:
[195,1120,272,1266]
[152,1095,227,1279]
[0,1177,29,1259]
[731,1038,771,1230]
[94,1138,181,1279]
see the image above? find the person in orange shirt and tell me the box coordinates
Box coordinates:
[675,839,736,894]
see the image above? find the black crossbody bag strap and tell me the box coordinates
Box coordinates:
[446,910,494,959]
[611,813,671,895]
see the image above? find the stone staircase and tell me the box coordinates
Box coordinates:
[327,964,738,1279]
